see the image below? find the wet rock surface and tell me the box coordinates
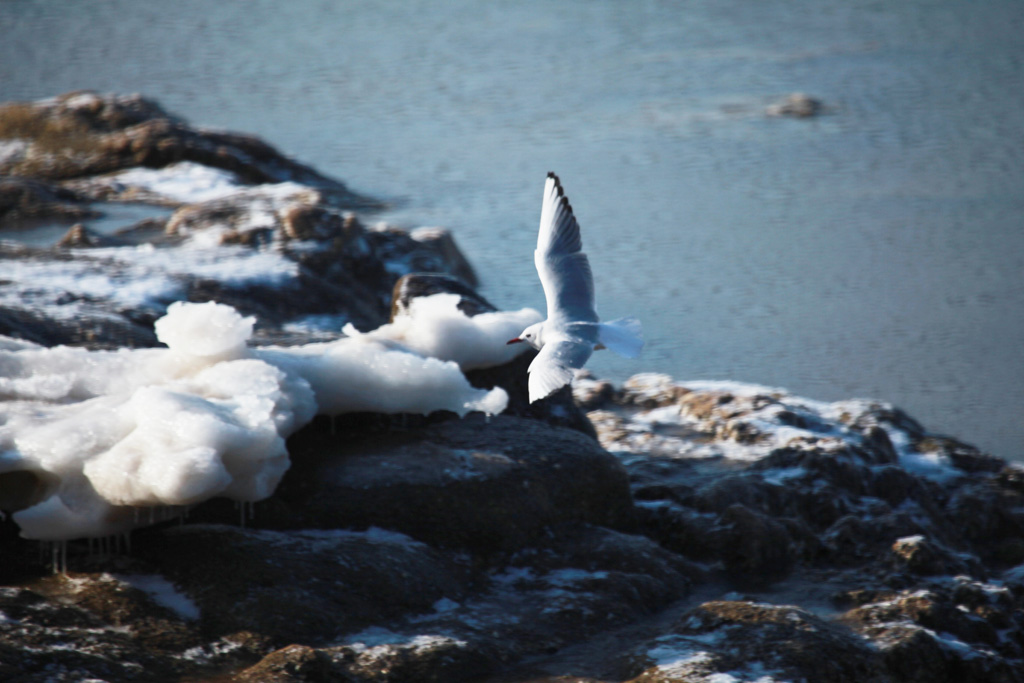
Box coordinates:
[766,92,825,118]
[2,93,1023,682]
[0,176,99,225]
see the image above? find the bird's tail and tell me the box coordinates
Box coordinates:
[598,317,644,358]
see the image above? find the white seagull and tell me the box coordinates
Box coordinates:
[508,172,643,402]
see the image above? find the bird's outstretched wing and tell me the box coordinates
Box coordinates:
[535,173,598,326]
[527,338,594,402]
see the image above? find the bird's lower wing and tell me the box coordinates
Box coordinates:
[527,339,593,403]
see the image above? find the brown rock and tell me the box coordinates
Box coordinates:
[0,175,99,225]
[0,91,376,207]
[889,535,970,576]
[233,644,336,683]
[55,222,128,248]
[625,600,889,683]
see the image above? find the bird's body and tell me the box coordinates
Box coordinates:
[508,173,643,402]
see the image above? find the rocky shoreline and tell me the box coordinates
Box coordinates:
[1,93,1022,682]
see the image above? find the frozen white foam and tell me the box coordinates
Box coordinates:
[155,300,255,359]
[1,298,514,541]
[343,293,541,371]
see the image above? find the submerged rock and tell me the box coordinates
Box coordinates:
[0,176,99,226]
[54,222,129,248]
[766,92,825,118]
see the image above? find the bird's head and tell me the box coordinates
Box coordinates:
[507,321,544,350]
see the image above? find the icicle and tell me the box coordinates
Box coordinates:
[123,531,132,555]
[50,541,67,575]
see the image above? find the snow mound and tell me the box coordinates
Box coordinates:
[0,298,523,541]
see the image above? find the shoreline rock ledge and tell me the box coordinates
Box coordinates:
[1,93,1023,683]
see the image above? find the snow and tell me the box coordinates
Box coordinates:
[283,313,350,334]
[645,632,790,682]
[0,139,28,163]
[895,534,926,546]
[100,162,246,203]
[899,450,960,483]
[0,241,299,320]
[594,375,967,485]
[340,627,468,658]
[0,297,529,541]
[62,91,104,110]
[115,573,200,620]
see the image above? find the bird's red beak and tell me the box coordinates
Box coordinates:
[506,337,522,345]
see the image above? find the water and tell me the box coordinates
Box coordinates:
[2,0,1022,461]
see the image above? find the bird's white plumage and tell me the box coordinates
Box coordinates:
[512,173,644,403]
[534,175,597,327]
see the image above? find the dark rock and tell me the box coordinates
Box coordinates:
[840,585,1024,682]
[136,523,470,645]
[366,225,477,289]
[716,504,800,584]
[509,524,700,607]
[917,435,1008,474]
[624,600,890,683]
[235,638,497,683]
[0,576,234,683]
[888,534,972,576]
[0,175,99,225]
[390,272,492,320]
[254,414,634,554]
[946,480,1024,564]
